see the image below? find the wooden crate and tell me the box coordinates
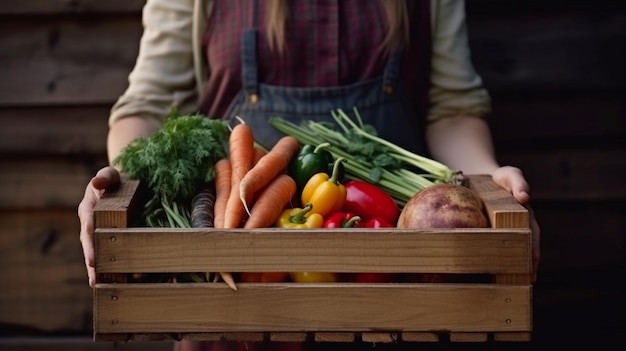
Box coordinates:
[93,174,532,343]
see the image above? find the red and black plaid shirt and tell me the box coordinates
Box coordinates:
[200,0,430,119]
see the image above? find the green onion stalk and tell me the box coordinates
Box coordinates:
[269,108,461,206]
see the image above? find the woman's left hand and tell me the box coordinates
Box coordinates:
[492,166,541,283]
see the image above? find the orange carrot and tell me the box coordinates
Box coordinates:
[212,158,232,229]
[239,136,300,215]
[221,122,254,291]
[208,158,237,290]
[223,122,255,229]
[243,174,297,229]
[253,145,267,165]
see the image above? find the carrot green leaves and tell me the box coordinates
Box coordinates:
[113,110,229,227]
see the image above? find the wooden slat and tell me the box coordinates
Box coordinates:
[94,229,530,274]
[0,0,145,15]
[222,333,264,342]
[1,276,92,333]
[466,175,532,284]
[269,333,308,343]
[0,158,105,209]
[182,333,223,342]
[93,283,531,334]
[467,11,626,93]
[401,332,440,342]
[314,333,355,343]
[0,210,91,333]
[0,17,141,105]
[361,332,398,343]
[94,175,142,229]
[466,174,529,228]
[449,332,489,342]
[0,106,109,155]
[494,332,532,342]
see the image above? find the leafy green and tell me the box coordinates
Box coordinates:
[113,110,230,227]
[269,108,461,206]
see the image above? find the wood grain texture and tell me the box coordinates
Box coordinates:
[0,211,91,332]
[0,158,104,209]
[0,106,109,155]
[0,17,141,105]
[466,174,529,228]
[93,283,531,334]
[269,332,308,342]
[93,174,142,229]
[0,0,145,15]
[401,332,440,342]
[94,228,531,274]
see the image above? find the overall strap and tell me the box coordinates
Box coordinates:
[382,50,402,95]
[241,0,260,103]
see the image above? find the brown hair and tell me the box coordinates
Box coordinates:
[266,0,409,53]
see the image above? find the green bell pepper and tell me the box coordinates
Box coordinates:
[288,142,344,192]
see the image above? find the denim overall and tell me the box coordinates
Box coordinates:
[223,2,430,156]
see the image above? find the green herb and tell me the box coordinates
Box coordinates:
[113,110,230,227]
[269,108,461,206]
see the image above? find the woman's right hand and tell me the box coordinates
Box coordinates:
[78,166,121,287]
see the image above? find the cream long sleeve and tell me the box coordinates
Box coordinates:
[109,0,490,126]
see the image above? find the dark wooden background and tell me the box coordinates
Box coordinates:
[0,0,624,349]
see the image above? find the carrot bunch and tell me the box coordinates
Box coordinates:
[211,120,300,289]
[215,121,300,230]
[213,121,300,226]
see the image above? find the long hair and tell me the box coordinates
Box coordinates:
[266,0,410,53]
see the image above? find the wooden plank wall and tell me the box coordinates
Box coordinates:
[0,0,624,349]
[0,1,147,349]
[465,1,626,348]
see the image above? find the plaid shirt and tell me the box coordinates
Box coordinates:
[200,0,430,119]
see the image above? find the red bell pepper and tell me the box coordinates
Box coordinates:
[323,211,361,228]
[342,180,400,225]
[238,272,289,283]
[353,216,395,281]
[353,272,397,283]
[358,217,395,228]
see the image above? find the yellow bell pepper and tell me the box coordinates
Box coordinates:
[301,157,346,217]
[275,203,324,228]
[289,271,338,283]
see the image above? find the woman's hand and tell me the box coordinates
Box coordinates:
[492,166,541,282]
[77,166,121,287]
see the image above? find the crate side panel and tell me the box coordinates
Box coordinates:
[94,283,531,334]
[466,175,529,229]
[94,174,143,228]
[95,229,531,274]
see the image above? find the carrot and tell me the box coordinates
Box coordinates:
[213,157,239,291]
[239,136,300,215]
[223,122,255,229]
[220,122,255,291]
[190,184,216,228]
[243,174,297,229]
[253,145,267,165]
[212,158,232,229]
[189,184,217,284]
